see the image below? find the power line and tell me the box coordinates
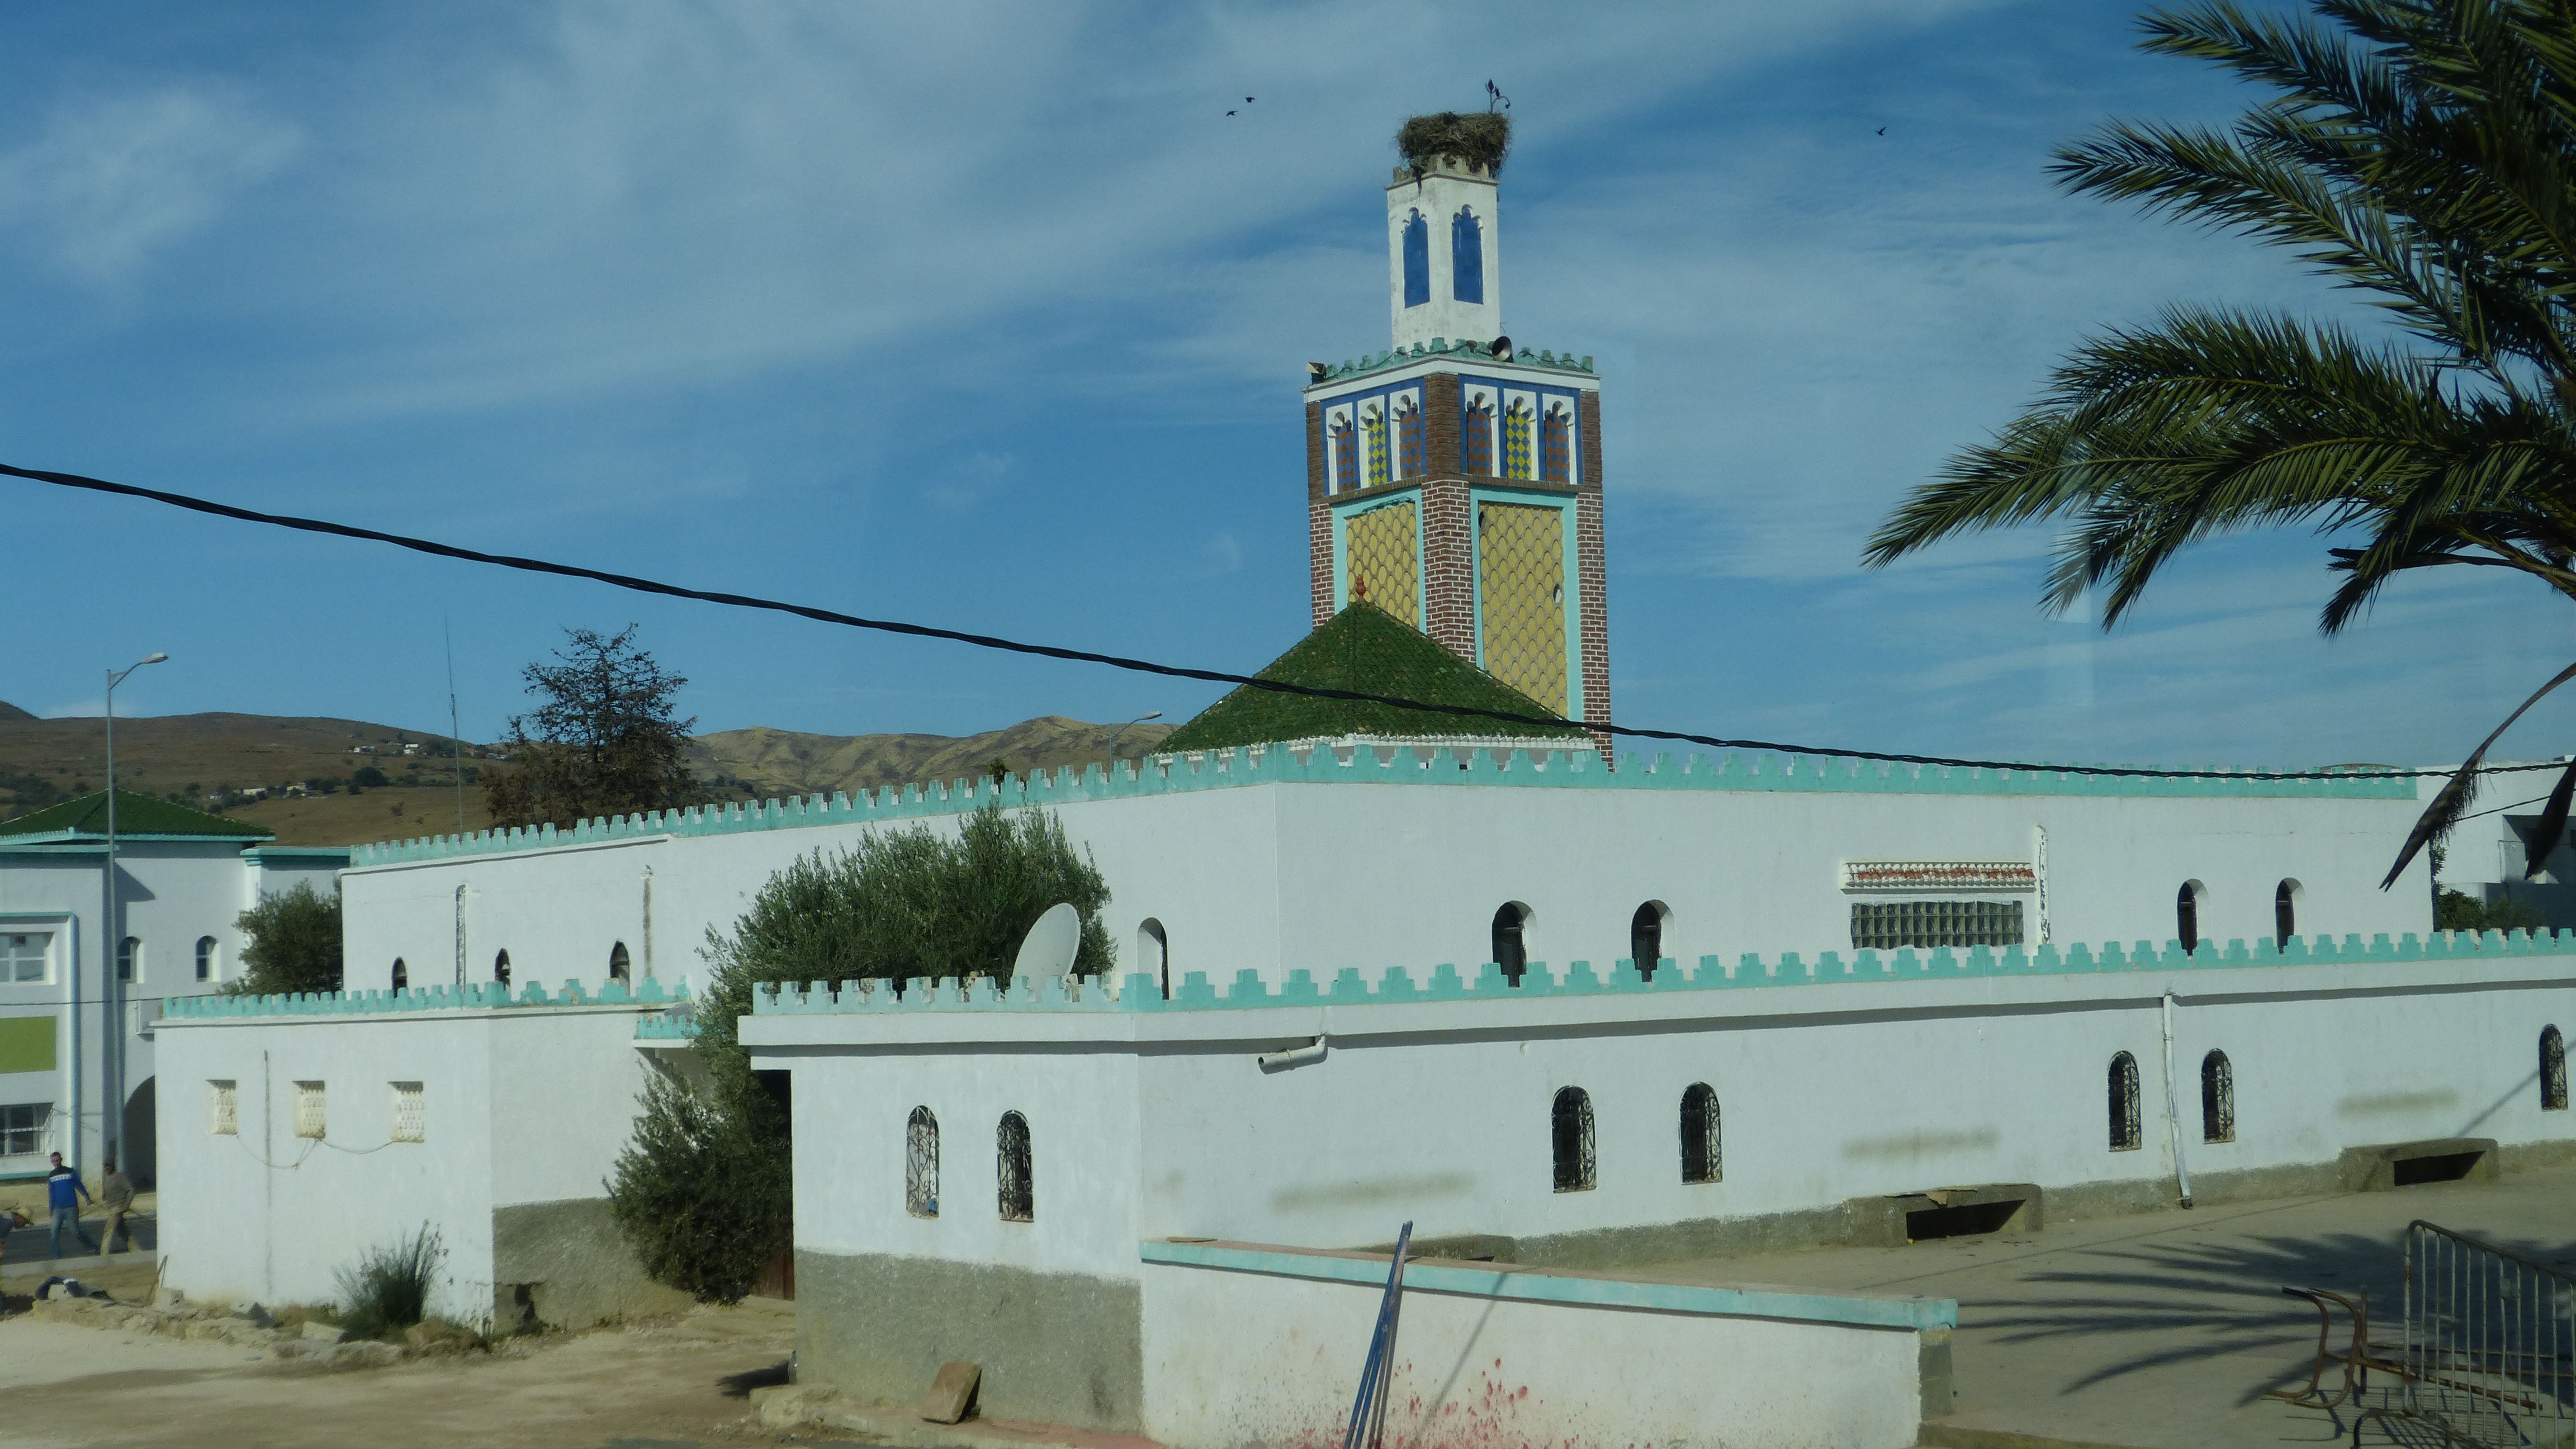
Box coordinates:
[3,458,2562,785]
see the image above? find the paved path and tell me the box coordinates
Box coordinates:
[1642,1168,2576,1448]
[2,1214,155,1270]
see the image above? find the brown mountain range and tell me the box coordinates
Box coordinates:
[0,705,1172,847]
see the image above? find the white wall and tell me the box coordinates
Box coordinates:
[1140,1248,1927,1449]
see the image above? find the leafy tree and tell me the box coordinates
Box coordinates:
[608,804,1110,1300]
[2436,887,2542,931]
[231,882,343,995]
[1863,1,2576,886]
[352,766,390,788]
[484,625,698,830]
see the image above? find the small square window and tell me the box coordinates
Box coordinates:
[0,1102,46,1156]
[292,1081,326,1140]
[390,1082,425,1143]
[209,1081,238,1136]
[4,933,50,983]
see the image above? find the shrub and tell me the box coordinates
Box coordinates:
[2437,888,2541,934]
[336,1225,443,1341]
[230,882,343,995]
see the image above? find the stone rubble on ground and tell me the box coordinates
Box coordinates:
[16,1292,462,1368]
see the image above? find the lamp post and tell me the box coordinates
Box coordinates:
[99,651,167,1171]
[1105,711,1164,763]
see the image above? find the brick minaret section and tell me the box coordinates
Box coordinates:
[1417,373,1478,660]
[1306,399,1333,628]
[1577,391,1613,761]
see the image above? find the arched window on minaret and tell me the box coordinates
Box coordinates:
[1541,404,1571,484]
[1402,211,1429,308]
[1331,415,1358,493]
[1396,399,1424,479]
[1452,208,1484,304]
[1464,398,1494,475]
[1363,404,1390,489]
[1503,400,1534,480]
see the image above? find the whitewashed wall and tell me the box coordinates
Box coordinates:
[340,768,2430,1000]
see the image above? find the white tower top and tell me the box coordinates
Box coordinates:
[1387,159,1500,351]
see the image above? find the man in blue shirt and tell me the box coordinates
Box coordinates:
[45,1153,96,1259]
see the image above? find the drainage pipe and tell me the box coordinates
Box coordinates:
[1258,1036,1327,1072]
[2161,990,2194,1209]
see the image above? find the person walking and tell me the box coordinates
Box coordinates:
[44,1153,96,1259]
[98,1156,134,1254]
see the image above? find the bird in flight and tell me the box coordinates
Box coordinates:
[1228,96,1254,116]
[1877,126,1887,135]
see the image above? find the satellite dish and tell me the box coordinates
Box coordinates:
[1012,902,1083,979]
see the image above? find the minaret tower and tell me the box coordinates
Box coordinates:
[1302,120,1611,746]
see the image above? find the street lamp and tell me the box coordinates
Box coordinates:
[100,651,167,1172]
[1105,711,1164,763]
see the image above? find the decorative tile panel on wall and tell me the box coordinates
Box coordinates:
[1478,501,1568,713]
[1344,500,1421,627]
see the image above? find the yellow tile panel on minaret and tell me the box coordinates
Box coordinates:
[1345,501,1420,627]
[1476,501,1567,714]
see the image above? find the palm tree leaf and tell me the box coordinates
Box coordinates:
[2384,659,2576,889]
[2523,755,2576,880]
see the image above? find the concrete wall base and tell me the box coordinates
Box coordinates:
[491,1197,693,1332]
[795,1249,1143,1433]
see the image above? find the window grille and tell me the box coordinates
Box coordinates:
[0,1102,46,1157]
[390,1082,425,1143]
[1363,406,1390,489]
[1503,402,1533,480]
[3,933,47,983]
[996,1111,1033,1222]
[1680,1083,1720,1184]
[118,936,140,984]
[196,936,218,982]
[1491,903,1528,986]
[1849,901,2023,951]
[1332,419,1358,494]
[2544,1026,2567,1112]
[2201,1051,2234,1143]
[2109,1053,2141,1152]
[1551,1087,1595,1192]
[906,1106,940,1216]
[1464,400,1494,475]
[1630,902,1665,980]
[2274,880,2298,950]
[2177,882,2202,955]
[293,1081,327,1140]
[1541,406,1570,484]
[208,1081,238,1137]
[1396,404,1423,479]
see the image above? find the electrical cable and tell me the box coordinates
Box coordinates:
[5,458,2566,784]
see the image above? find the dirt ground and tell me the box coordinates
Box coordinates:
[0,1261,807,1449]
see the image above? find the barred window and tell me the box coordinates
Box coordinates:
[1332,418,1358,494]
[997,1111,1033,1222]
[390,1082,425,1143]
[1630,901,1667,980]
[494,950,512,988]
[1,1102,46,1156]
[1541,405,1570,484]
[907,1106,940,1217]
[1464,399,1494,475]
[1680,1083,1720,1184]
[293,1081,327,1140]
[2201,1051,2234,1143]
[1551,1086,1595,1192]
[2544,1026,2567,1112]
[2109,1053,2141,1152]
[1491,902,1530,986]
[208,1081,238,1137]
[1396,401,1423,479]
[1850,900,2024,951]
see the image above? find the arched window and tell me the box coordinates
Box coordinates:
[2544,1026,2568,1112]
[195,936,219,983]
[1502,400,1533,480]
[118,936,140,984]
[1464,399,1494,475]
[2201,1050,2234,1143]
[1680,1083,1720,1184]
[1540,405,1571,484]
[1451,207,1484,303]
[1630,901,1668,981]
[2274,879,2300,950]
[2177,882,2204,955]
[1332,415,1359,493]
[494,950,512,988]
[391,958,409,991]
[1401,210,1429,308]
[1491,902,1530,986]
[997,1111,1033,1221]
[2109,1052,2142,1151]
[1139,920,1169,1001]
[906,1106,940,1217]
[1395,400,1424,479]
[1551,1086,1595,1192]
[1363,404,1390,489]
[609,941,631,984]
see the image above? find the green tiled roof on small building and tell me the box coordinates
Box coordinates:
[0,789,271,840]
[1160,603,1592,753]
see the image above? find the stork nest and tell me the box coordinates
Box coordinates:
[1396,111,1510,176]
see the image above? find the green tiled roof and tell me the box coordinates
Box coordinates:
[0,789,271,840]
[1159,603,1592,753]
[1308,337,1595,387]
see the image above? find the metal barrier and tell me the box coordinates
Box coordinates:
[2357,1220,2576,1447]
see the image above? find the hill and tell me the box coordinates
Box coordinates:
[0,708,1172,847]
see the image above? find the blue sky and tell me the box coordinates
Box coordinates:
[2,1,2568,770]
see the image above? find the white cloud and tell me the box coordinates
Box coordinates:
[0,86,299,285]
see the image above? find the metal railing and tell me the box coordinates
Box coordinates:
[2365,1220,2576,1447]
